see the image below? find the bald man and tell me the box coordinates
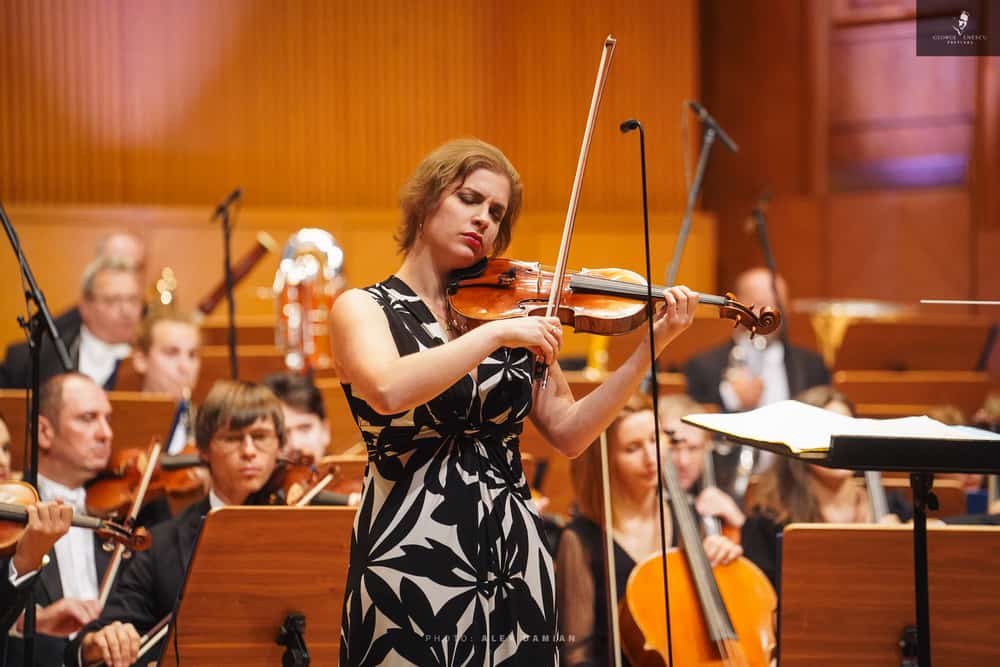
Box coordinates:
[684,267,829,411]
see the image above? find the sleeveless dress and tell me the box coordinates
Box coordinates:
[339,276,558,666]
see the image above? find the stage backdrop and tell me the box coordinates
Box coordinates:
[0,0,717,356]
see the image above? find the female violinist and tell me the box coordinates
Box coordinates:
[556,393,743,666]
[741,385,908,588]
[329,138,699,665]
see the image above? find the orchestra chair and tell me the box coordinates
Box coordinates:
[198,315,277,346]
[779,524,1000,666]
[519,371,686,518]
[0,388,176,474]
[161,506,355,665]
[833,370,990,419]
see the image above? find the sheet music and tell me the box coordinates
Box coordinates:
[683,400,1000,454]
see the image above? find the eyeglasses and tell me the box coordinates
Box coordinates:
[214,429,280,452]
[89,293,143,309]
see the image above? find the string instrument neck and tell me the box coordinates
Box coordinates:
[660,454,740,648]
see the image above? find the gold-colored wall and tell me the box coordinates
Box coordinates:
[0,0,716,355]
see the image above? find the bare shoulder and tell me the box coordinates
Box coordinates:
[331,287,382,324]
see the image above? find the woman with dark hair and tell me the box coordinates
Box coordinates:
[330,138,700,665]
[741,385,906,587]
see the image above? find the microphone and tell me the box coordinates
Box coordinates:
[620,118,641,133]
[211,187,242,221]
[687,101,739,153]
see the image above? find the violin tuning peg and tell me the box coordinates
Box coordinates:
[122,549,133,560]
[102,541,114,553]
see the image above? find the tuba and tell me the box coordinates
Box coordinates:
[273,229,346,372]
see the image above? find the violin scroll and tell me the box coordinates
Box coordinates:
[719,293,782,337]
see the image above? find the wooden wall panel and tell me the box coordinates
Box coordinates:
[827,188,972,303]
[0,0,698,213]
[828,20,977,190]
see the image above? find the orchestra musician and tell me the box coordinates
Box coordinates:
[684,268,829,412]
[0,257,144,391]
[51,232,148,336]
[1,499,74,664]
[658,394,745,533]
[66,380,285,667]
[556,392,743,666]
[131,311,206,525]
[5,373,115,666]
[741,385,908,587]
[262,371,331,461]
[131,311,201,454]
[329,138,699,665]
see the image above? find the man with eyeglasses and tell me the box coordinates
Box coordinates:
[0,255,144,390]
[65,380,284,667]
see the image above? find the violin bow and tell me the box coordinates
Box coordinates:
[295,472,335,507]
[598,428,623,667]
[98,439,162,609]
[538,35,616,387]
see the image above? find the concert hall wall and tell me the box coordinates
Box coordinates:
[0,0,715,357]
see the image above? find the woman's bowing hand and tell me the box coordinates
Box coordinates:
[484,315,563,366]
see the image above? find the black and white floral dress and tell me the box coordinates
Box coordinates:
[339,276,558,666]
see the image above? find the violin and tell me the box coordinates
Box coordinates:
[447,258,781,338]
[86,446,206,519]
[0,480,150,554]
[253,454,363,507]
[618,449,775,666]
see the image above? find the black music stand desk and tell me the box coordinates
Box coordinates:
[685,402,1000,667]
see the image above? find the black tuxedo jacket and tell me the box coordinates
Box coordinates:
[684,340,831,409]
[3,532,112,667]
[64,497,209,667]
[0,309,80,389]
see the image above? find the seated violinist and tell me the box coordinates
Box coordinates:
[66,380,284,667]
[2,499,74,664]
[658,394,745,533]
[741,385,908,588]
[6,373,114,667]
[556,392,742,667]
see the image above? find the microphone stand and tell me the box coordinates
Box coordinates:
[666,101,738,287]
[211,188,241,380]
[621,118,675,666]
[0,200,73,667]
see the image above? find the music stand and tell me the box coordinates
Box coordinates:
[159,506,355,665]
[686,409,1000,667]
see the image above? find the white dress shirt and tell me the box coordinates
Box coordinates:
[36,474,99,602]
[76,326,131,388]
[719,335,790,412]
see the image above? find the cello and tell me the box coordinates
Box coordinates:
[618,443,776,666]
